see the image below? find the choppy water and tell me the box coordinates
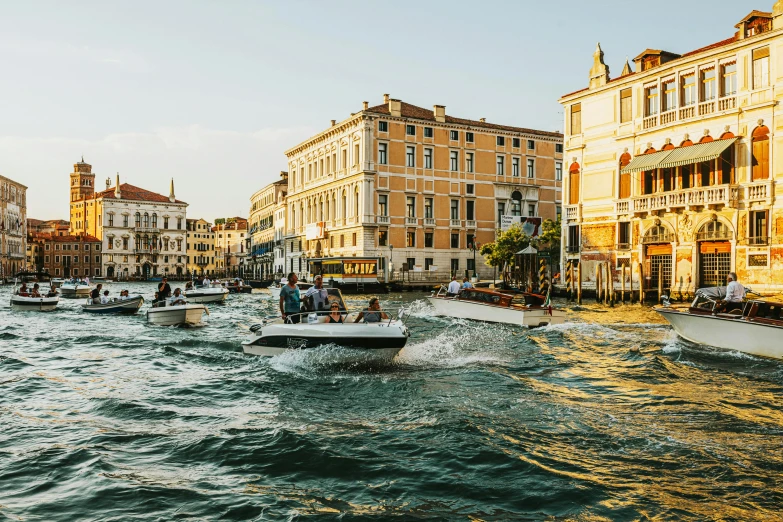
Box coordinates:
[1,283,782,521]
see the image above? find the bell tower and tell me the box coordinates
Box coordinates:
[69,157,95,203]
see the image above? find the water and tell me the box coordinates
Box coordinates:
[1,283,782,520]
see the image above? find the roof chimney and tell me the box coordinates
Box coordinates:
[479,118,486,123]
[362,101,369,110]
[331,119,336,126]
[169,178,175,202]
[114,174,121,199]
[389,98,402,117]
[383,93,390,103]
[105,177,111,190]
[433,105,446,123]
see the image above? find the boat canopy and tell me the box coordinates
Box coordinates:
[695,286,727,299]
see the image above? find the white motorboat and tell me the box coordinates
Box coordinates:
[184,283,229,304]
[147,302,209,326]
[60,280,92,298]
[10,293,60,312]
[269,281,313,300]
[83,296,144,314]
[427,286,565,327]
[50,278,64,289]
[656,286,783,360]
[242,289,409,358]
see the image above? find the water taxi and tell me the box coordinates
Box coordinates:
[82,295,144,314]
[183,282,229,303]
[60,279,92,298]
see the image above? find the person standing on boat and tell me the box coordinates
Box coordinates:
[158,277,172,300]
[723,272,746,312]
[280,272,301,323]
[202,276,211,287]
[304,275,329,313]
[447,275,461,296]
[90,284,103,304]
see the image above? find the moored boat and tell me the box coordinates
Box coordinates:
[656,286,783,360]
[83,295,144,314]
[427,286,565,327]
[50,278,64,289]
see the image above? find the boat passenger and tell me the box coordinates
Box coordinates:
[202,277,211,287]
[185,281,194,291]
[462,277,473,289]
[327,302,344,323]
[722,272,746,313]
[304,275,329,313]
[100,290,111,304]
[119,290,130,300]
[280,272,301,324]
[17,283,28,296]
[30,284,42,298]
[354,297,389,323]
[158,277,172,300]
[447,275,461,297]
[90,284,103,304]
[169,288,187,306]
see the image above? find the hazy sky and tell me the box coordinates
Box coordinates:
[1,0,752,220]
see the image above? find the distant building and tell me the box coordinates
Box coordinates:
[213,217,247,277]
[1,175,27,278]
[186,218,216,276]
[30,233,101,279]
[248,172,287,280]
[28,219,70,236]
[67,159,188,280]
[283,95,563,280]
[559,4,782,293]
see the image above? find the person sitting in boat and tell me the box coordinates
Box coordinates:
[90,284,103,304]
[447,275,461,297]
[327,301,344,323]
[30,283,42,298]
[100,290,111,304]
[168,288,187,306]
[720,272,746,313]
[354,297,388,323]
[185,281,194,291]
[17,283,29,296]
[304,275,329,313]
[119,290,130,300]
[46,288,58,298]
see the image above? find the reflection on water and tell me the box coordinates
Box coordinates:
[1,283,782,520]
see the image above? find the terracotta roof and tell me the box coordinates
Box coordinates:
[94,183,186,204]
[681,35,738,57]
[27,218,44,226]
[365,101,562,138]
[38,233,100,243]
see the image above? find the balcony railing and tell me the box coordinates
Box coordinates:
[424,218,436,226]
[679,106,695,120]
[698,101,715,116]
[632,184,738,213]
[615,200,630,215]
[466,220,477,228]
[450,219,462,227]
[718,96,736,111]
[741,236,768,246]
[745,179,774,205]
[643,115,658,129]
[376,215,390,224]
[134,248,160,255]
[641,96,736,130]
[660,110,676,125]
[642,231,674,244]
[566,245,580,254]
[405,217,417,226]
[695,229,732,241]
[564,204,581,221]
[616,242,631,251]
[134,227,160,234]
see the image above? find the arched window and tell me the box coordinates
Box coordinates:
[143,213,149,227]
[354,187,360,217]
[752,125,770,181]
[152,213,158,227]
[342,190,347,219]
[619,152,632,199]
[568,162,580,204]
[135,212,141,227]
[697,219,732,241]
[325,197,330,221]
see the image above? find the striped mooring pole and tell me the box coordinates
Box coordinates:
[539,258,547,292]
[565,260,572,300]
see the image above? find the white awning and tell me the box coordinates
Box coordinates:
[656,138,737,170]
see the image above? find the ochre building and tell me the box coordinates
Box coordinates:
[186,218,216,276]
[560,5,783,294]
[283,95,563,279]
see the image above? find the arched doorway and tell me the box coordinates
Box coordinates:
[176,266,183,277]
[142,263,152,280]
[106,266,115,279]
[697,219,732,287]
[643,224,673,291]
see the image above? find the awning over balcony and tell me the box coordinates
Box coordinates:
[656,138,737,170]
[621,138,737,173]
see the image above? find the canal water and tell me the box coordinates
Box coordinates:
[1,283,782,520]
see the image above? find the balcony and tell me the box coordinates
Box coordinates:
[616,242,631,251]
[466,220,477,228]
[564,204,581,221]
[615,199,630,215]
[698,101,715,116]
[450,219,462,227]
[695,228,732,241]
[424,218,436,227]
[641,230,675,244]
[376,215,390,224]
[740,236,768,246]
[718,96,736,111]
[643,115,658,129]
[744,179,774,206]
[134,227,160,234]
[134,248,160,255]
[660,110,676,125]
[632,184,738,213]
[405,217,418,226]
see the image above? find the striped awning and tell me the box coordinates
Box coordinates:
[621,149,674,173]
[656,138,737,170]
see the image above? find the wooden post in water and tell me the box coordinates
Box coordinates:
[608,262,614,307]
[638,261,644,305]
[595,263,601,303]
[658,271,663,304]
[621,264,626,303]
[577,262,582,304]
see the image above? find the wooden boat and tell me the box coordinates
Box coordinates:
[427,286,565,327]
[82,295,144,314]
[11,293,60,312]
[656,286,783,359]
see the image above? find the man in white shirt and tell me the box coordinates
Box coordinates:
[100,290,111,304]
[202,277,211,287]
[169,288,187,306]
[304,275,329,312]
[723,272,745,312]
[447,275,461,296]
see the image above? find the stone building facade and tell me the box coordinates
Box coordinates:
[247,172,287,280]
[186,218,216,276]
[283,95,563,279]
[560,5,783,293]
[31,233,101,279]
[1,175,27,278]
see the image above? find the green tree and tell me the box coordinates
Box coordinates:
[533,216,561,258]
[479,224,531,281]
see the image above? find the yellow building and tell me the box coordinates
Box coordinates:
[186,218,216,276]
[248,172,287,280]
[1,175,27,277]
[283,95,563,279]
[560,5,783,294]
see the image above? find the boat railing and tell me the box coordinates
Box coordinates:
[275,306,411,326]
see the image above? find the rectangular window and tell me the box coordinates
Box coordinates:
[511,200,521,216]
[722,62,737,95]
[556,143,563,153]
[378,230,388,246]
[406,146,415,167]
[620,87,633,122]
[466,200,475,220]
[496,136,505,146]
[378,194,388,216]
[466,183,474,195]
[662,79,676,112]
[451,233,459,248]
[570,103,581,134]
[123,215,129,227]
[450,151,458,171]
[466,132,474,143]
[450,200,459,220]
[752,136,770,180]
[424,148,433,169]
[424,127,433,138]
[55,255,60,263]
[528,204,535,217]
[681,75,696,107]
[342,149,347,169]
[527,139,535,150]
[466,152,474,173]
[618,222,631,249]
[497,202,505,226]
[496,156,505,175]
[750,210,768,244]
[512,157,520,177]
[424,198,433,219]
[378,121,388,132]
[406,124,416,136]
[352,232,357,247]
[108,214,114,226]
[425,233,433,248]
[354,144,360,165]
[753,49,769,89]
[555,162,563,181]
[407,196,416,217]
[450,130,459,141]
[512,138,521,148]
[701,68,716,100]
[340,235,345,248]
[527,158,535,178]
[451,258,459,275]
[567,225,580,252]
[406,257,416,271]
[406,231,415,248]
[645,86,659,115]
[378,142,388,165]
[425,257,434,270]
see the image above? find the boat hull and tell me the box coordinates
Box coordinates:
[426,296,565,327]
[183,289,228,303]
[10,295,59,312]
[146,304,207,326]
[83,296,144,314]
[60,285,91,298]
[248,280,273,289]
[656,308,783,359]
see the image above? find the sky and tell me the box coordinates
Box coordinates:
[1,0,753,221]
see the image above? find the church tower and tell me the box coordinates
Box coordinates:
[69,157,95,203]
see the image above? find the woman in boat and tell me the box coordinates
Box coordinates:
[354,297,388,323]
[185,281,194,291]
[327,301,344,323]
[30,284,42,298]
